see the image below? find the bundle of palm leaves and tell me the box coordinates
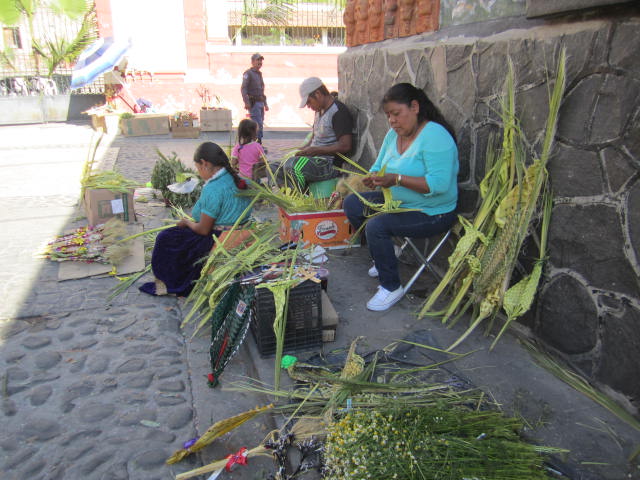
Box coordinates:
[151,149,201,208]
[419,50,567,351]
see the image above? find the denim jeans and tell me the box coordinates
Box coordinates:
[249,101,265,142]
[343,191,456,291]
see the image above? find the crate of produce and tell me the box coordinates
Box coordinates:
[200,108,232,131]
[251,280,322,357]
[170,118,201,138]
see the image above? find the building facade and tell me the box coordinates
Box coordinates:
[94,0,347,128]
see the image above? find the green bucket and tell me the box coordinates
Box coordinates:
[308,178,338,199]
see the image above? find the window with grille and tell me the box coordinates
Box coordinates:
[3,27,23,49]
[226,0,346,47]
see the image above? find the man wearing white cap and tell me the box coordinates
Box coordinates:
[278,77,353,189]
[241,53,269,144]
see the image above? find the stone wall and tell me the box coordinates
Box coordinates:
[338,9,640,410]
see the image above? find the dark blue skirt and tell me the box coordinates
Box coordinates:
[139,226,216,297]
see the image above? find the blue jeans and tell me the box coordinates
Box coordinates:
[343,191,456,291]
[249,101,265,142]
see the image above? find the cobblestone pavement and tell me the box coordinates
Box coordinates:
[0,124,305,480]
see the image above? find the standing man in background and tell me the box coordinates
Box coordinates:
[241,53,269,145]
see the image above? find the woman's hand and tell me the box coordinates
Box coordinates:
[362,175,377,189]
[365,173,431,193]
[367,173,398,188]
[178,213,216,236]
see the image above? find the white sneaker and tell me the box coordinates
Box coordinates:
[366,286,404,311]
[368,264,378,277]
[368,246,401,278]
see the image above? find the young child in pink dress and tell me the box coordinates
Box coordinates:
[231,119,266,181]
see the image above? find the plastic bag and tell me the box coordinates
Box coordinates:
[167,177,199,194]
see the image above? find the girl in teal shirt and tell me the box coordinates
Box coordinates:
[140,142,251,297]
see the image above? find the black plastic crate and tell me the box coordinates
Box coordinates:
[251,280,322,357]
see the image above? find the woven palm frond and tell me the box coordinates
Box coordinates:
[166,403,273,464]
[207,282,256,387]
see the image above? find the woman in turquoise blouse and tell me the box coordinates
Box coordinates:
[140,142,252,297]
[344,83,459,311]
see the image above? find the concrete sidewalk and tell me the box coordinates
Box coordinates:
[0,122,638,480]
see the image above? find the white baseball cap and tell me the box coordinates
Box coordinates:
[299,77,324,108]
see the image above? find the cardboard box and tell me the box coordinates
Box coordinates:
[170,118,200,138]
[321,290,338,343]
[321,290,339,327]
[84,188,136,225]
[120,114,170,136]
[279,208,359,250]
[90,113,121,134]
[200,108,232,131]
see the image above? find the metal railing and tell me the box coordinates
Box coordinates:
[226,0,346,47]
[0,52,103,96]
[1,4,101,96]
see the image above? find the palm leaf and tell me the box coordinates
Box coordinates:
[242,0,295,26]
[50,0,88,19]
[166,404,272,464]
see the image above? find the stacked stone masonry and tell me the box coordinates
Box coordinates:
[344,0,440,46]
[339,10,640,410]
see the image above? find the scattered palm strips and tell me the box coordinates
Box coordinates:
[419,50,567,351]
[238,177,334,212]
[522,338,640,462]
[166,404,273,464]
[181,201,259,325]
[81,169,140,193]
[184,221,295,330]
[174,338,565,479]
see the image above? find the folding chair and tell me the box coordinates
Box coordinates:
[398,228,453,293]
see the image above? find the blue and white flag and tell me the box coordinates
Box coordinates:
[70,37,131,89]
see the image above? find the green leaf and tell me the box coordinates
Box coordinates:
[0,1,22,25]
[140,420,161,428]
[19,0,37,17]
[51,0,89,18]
